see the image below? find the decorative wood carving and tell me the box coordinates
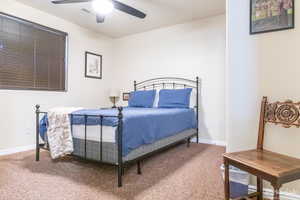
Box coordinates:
[264,100,300,128]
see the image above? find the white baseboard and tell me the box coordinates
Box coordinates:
[249,185,300,200]
[192,138,227,147]
[0,137,227,157]
[0,144,35,156]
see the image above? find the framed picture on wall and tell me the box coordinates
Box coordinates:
[250,0,294,34]
[85,51,102,79]
[123,93,130,101]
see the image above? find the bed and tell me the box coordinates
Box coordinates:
[35,77,200,187]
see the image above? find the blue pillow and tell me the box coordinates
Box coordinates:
[158,88,192,108]
[128,90,156,108]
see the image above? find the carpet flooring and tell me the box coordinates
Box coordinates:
[0,143,225,200]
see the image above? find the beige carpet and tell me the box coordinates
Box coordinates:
[0,143,225,200]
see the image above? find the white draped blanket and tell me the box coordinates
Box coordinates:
[47,107,82,159]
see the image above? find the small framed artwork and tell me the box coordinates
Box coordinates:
[123,93,130,101]
[85,51,102,79]
[250,0,294,35]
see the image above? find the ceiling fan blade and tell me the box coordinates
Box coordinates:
[96,14,105,23]
[112,0,146,19]
[51,0,92,4]
[81,8,92,14]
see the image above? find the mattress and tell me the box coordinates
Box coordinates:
[40,107,197,157]
[72,128,197,163]
[72,125,116,143]
[71,107,197,156]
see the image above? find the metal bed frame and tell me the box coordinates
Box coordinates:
[35,77,200,187]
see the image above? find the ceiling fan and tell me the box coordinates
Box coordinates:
[51,0,147,23]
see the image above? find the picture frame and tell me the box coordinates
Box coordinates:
[250,0,295,35]
[123,93,130,101]
[85,51,102,79]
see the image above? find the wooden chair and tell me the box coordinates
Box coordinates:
[223,97,300,200]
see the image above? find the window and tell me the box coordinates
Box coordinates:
[0,12,67,91]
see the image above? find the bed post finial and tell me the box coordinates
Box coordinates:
[134,81,137,91]
[35,104,40,112]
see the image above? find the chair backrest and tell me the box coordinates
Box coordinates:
[257,96,300,150]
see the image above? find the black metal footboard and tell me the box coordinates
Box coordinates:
[35,105,125,187]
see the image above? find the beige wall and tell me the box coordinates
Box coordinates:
[113,15,226,143]
[0,0,114,150]
[0,2,226,150]
[227,0,300,194]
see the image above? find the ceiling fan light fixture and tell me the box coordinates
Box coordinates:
[92,0,114,15]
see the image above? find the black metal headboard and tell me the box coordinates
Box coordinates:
[134,77,199,91]
[133,77,200,143]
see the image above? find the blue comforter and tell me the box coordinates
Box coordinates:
[40,107,196,156]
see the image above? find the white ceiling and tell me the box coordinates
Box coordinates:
[16,0,226,38]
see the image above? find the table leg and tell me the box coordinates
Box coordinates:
[257,177,263,200]
[224,159,230,200]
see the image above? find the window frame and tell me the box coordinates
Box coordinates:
[0,12,68,92]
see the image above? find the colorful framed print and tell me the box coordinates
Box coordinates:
[250,0,294,34]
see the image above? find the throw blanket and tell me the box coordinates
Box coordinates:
[47,107,82,159]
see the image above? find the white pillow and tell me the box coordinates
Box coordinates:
[153,89,160,108]
[189,89,197,109]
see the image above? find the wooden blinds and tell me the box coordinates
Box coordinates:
[0,12,67,91]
